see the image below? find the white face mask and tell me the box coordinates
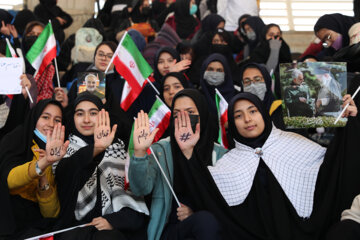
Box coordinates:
[246,31,256,41]
[244,82,267,101]
[203,71,225,86]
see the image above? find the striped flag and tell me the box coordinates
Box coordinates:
[128,96,171,157]
[215,89,229,149]
[113,32,153,111]
[25,22,56,78]
[5,39,17,58]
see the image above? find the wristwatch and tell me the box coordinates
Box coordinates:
[35,161,43,176]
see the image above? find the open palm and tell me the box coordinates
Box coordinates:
[46,123,69,163]
[94,109,117,150]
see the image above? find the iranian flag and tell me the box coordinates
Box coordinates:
[128,96,171,157]
[215,89,229,149]
[25,22,56,78]
[5,38,17,58]
[112,32,153,111]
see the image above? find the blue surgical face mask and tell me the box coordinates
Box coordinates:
[34,128,47,144]
[189,4,198,15]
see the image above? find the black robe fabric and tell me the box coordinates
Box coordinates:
[34,0,73,44]
[173,0,199,39]
[0,100,63,239]
[220,92,360,240]
[55,93,147,239]
[0,94,30,142]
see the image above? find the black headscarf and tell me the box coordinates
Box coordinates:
[199,53,234,115]
[201,14,225,33]
[0,99,63,236]
[159,72,191,104]
[174,0,198,39]
[170,89,216,195]
[227,92,272,149]
[153,47,180,82]
[239,63,275,112]
[130,0,151,23]
[314,13,357,47]
[242,16,265,52]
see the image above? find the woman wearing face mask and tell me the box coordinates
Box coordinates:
[208,92,360,240]
[23,21,55,102]
[314,13,356,60]
[165,0,201,40]
[240,62,285,130]
[241,16,265,60]
[0,99,69,238]
[248,24,292,73]
[129,89,228,240]
[200,53,235,116]
[55,92,148,240]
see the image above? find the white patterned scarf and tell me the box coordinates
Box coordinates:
[208,127,326,218]
[64,134,149,221]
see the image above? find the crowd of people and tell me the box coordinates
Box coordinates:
[1,0,360,239]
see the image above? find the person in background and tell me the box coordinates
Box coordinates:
[34,0,73,44]
[239,62,285,130]
[165,0,201,40]
[314,13,356,60]
[248,23,292,73]
[216,0,258,32]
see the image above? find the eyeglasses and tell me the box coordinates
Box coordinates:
[322,34,331,48]
[97,52,113,60]
[243,76,263,87]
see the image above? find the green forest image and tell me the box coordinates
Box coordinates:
[280,62,347,128]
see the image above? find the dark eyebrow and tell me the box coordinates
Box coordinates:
[75,109,84,113]
[248,105,256,110]
[42,112,51,116]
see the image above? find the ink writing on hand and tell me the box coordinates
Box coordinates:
[137,129,148,144]
[96,129,110,139]
[50,147,61,156]
[180,132,191,142]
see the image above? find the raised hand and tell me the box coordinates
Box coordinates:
[0,21,10,36]
[169,59,191,73]
[94,109,117,151]
[174,111,200,159]
[133,110,159,157]
[8,24,18,38]
[20,74,31,99]
[45,123,70,164]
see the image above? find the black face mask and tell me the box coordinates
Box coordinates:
[141,6,151,16]
[211,44,232,57]
[23,36,38,53]
[189,114,199,133]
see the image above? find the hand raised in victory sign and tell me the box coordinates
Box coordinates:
[94,109,117,152]
[174,111,200,159]
[45,123,70,164]
[133,110,159,157]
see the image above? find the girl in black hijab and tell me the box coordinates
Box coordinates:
[55,92,148,240]
[165,0,201,39]
[0,99,68,239]
[34,0,73,44]
[249,23,292,72]
[242,16,266,59]
[239,62,285,130]
[209,92,360,240]
[314,13,357,59]
[199,53,235,116]
[129,89,227,240]
[154,46,181,82]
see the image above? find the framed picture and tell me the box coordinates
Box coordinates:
[77,71,106,100]
[280,62,347,128]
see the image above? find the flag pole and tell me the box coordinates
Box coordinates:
[48,20,61,88]
[334,86,360,124]
[149,147,181,207]
[147,77,160,95]
[14,42,34,104]
[105,31,128,74]
[24,224,87,240]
